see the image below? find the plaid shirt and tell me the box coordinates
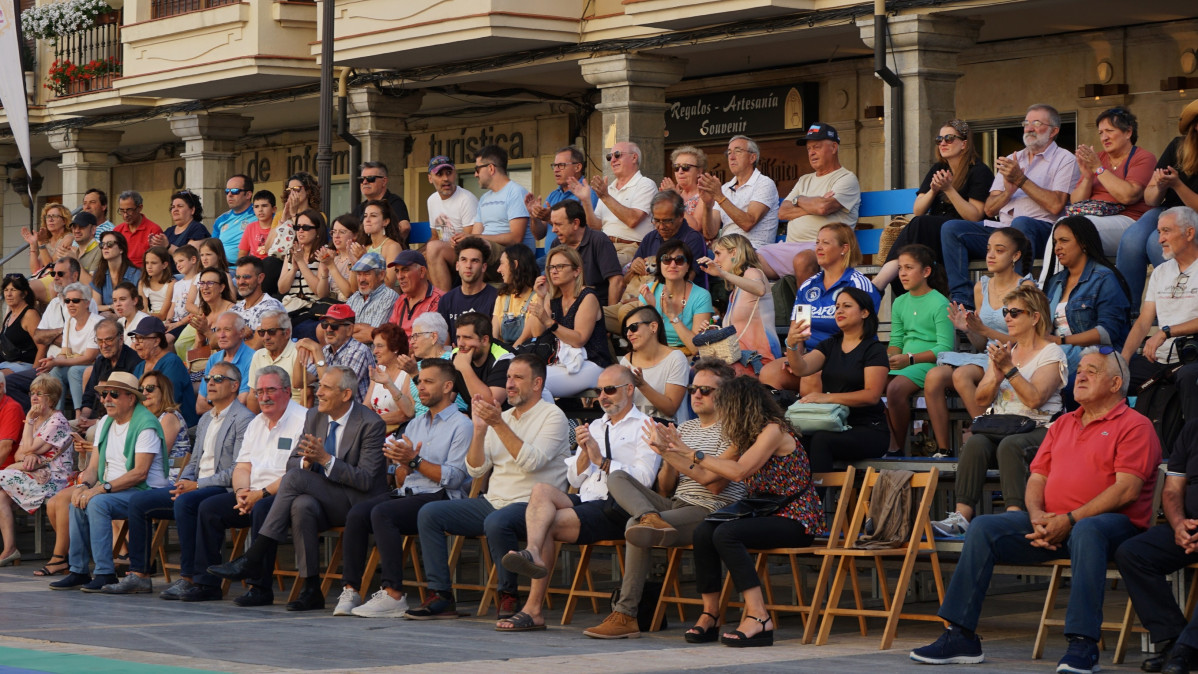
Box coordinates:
[346,285,399,328]
[309,337,376,402]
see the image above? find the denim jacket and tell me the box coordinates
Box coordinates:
[1043,258,1130,374]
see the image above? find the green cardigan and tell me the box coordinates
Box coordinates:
[95,404,168,490]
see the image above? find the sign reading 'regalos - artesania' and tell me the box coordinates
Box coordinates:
[665,84,819,143]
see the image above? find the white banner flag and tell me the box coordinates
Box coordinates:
[0,0,33,180]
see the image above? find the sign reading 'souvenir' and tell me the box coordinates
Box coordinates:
[665,84,819,143]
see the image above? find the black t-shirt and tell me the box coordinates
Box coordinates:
[1156,137,1198,210]
[814,334,888,427]
[917,160,994,218]
[438,285,498,337]
[354,191,412,244]
[1167,418,1198,519]
[454,350,511,411]
[577,228,623,306]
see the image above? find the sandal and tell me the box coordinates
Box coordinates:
[684,611,720,644]
[720,615,774,648]
[113,554,130,569]
[500,550,548,579]
[495,610,547,632]
[33,554,69,577]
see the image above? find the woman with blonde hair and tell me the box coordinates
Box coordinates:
[660,145,708,235]
[525,245,611,396]
[22,203,72,276]
[699,234,780,371]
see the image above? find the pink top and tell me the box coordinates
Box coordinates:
[239,221,273,257]
[1089,148,1157,219]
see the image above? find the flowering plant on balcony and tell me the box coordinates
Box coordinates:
[44,56,120,96]
[21,0,115,45]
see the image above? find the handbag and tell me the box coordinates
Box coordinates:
[785,401,851,434]
[706,493,799,522]
[499,292,534,344]
[876,216,910,261]
[1064,200,1125,217]
[692,286,759,364]
[969,413,1035,440]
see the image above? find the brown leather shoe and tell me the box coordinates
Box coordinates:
[583,611,641,639]
[625,512,677,548]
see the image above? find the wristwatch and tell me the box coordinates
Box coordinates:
[1004,366,1019,380]
[1163,325,1173,339]
[103,482,112,493]
[1095,166,1106,176]
[693,450,706,463]
[261,487,270,499]
[547,321,560,333]
[408,456,424,471]
[316,359,326,367]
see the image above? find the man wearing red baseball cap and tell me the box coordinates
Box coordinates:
[295,304,376,403]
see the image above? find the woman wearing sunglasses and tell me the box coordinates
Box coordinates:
[525,246,611,397]
[0,275,41,375]
[279,209,327,340]
[137,371,191,481]
[176,266,236,360]
[619,306,688,424]
[659,146,708,236]
[37,282,100,411]
[932,285,1067,538]
[778,287,889,471]
[875,120,993,296]
[132,317,199,428]
[90,231,142,313]
[637,240,712,355]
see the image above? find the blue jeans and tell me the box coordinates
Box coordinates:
[69,489,139,576]
[1116,208,1166,311]
[938,510,1140,640]
[125,486,226,576]
[51,364,87,410]
[941,217,1054,306]
[416,497,527,595]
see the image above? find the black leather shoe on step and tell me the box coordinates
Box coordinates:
[234,586,274,607]
[286,586,325,612]
[206,554,260,582]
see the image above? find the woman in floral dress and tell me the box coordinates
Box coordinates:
[0,375,74,567]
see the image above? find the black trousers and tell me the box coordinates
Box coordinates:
[804,423,889,474]
[883,214,953,298]
[1115,523,1198,647]
[341,489,447,591]
[192,491,277,590]
[693,516,813,595]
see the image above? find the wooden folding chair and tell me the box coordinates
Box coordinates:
[219,527,249,597]
[560,540,626,625]
[448,473,496,613]
[814,467,945,650]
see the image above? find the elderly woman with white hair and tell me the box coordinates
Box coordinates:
[35,282,101,411]
[399,311,467,415]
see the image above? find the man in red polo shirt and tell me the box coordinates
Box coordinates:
[388,251,443,339]
[113,190,163,268]
[0,374,23,469]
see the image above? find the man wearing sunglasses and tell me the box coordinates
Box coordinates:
[231,256,285,350]
[586,358,744,639]
[212,175,258,268]
[64,211,101,278]
[114,190,163,270]
[197,312,254,415]
[51,372,171,592]
[693,135,780,250]
[498,365,659,631]
[353,161,411,245]
[296,304,375,403]
[526,146,598,259]
[569,141,657,267]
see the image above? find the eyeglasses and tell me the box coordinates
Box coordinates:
[935,134,963,144]
[605,151,629,163]
[598,384,630,395]
[1021,119,1053,130]
[725,147,751,156]
[195,281,220,289]
[63,297,86,304]
[130,334,149,342]
[1173,272,1191,299]
[100,241,119,249]
[203,374,236,384]
[1096,345,1128,383]
[320,320,351,330]
[256,327,285,337]
[234,274,258,282]
[688,385,717,396]
[651,217,678,226]
[672,163,697,172]
[660,255,688,267]
[254,386,284,397]
[547,263,575,272]
[473,164,495,174]
[98,390,124,400]
[551,162,580,170]
[624,320,652,334]
[95,336,118,345]
[224,188,247,195]
[295,225,318,232]
[359,175,384,184]
[410,331,434,340]
[1001,307,1028,318]
[139,385,158,394]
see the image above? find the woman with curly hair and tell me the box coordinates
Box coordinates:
[654,376,824,648]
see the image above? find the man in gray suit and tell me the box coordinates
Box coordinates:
[102,361,253,597]
[208,365,388,611]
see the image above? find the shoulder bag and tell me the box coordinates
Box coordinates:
[785,400,851,434]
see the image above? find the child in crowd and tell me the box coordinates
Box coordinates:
[167,245,200,343]
[240,191,277,259]
[138,247,175,324]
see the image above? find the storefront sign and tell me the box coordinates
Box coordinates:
[421,122,536,167]
[666,84,818,144]
[671,138,813,199]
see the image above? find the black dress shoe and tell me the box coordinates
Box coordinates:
[234,587,274,607]
[1145,640,1176,673]
[286,587,326,612]
[1164,644,1198,674]
[207,554,261,582]
[179,584,223,602]
[48,571,91,590]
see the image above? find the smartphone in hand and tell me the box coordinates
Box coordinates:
[791,303,811,325]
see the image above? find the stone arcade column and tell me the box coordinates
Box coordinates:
[858,14,981,189]
[347,88,423,202]
[47,128,124,210]
[579,53,687,184]
[169,113,252,227]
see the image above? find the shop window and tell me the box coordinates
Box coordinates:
[974,115,1076,170]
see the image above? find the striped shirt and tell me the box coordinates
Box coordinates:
[673,419,746,512]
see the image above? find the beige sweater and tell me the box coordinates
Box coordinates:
[468,400,571,508]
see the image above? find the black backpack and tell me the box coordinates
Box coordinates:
[1134,364,1185,461]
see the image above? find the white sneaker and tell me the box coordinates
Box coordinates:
[931,511,970,537]
[333,587,363,616]
[351,589,409,618]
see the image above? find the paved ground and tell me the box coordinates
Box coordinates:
[0,558,1157,673]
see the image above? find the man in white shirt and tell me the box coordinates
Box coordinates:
[189,366,308,607]
[572,141,658,266]
[695,135,780,249]
[497,365,659,631]
[232,256,285,350]
[409,354,571,620]
[426,155,479,243]
[52,372,169,592]
[247,310,304,413]
[1123,206,1198,422]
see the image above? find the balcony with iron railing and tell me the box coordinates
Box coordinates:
[46,10,122,98]
[151,0,239,19]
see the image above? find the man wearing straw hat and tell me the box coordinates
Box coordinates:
[49,372,169,592]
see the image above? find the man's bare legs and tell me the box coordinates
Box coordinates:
[497,483,581,629]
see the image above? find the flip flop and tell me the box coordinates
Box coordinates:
[501,550,548,579]
[495,610,546,632]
